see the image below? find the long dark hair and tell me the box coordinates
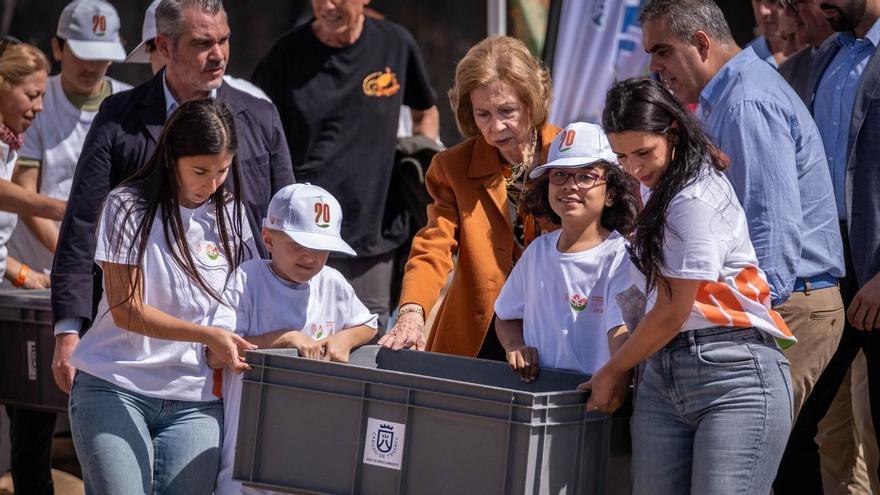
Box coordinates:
[522,161,640,235]
[107,98,248,306]
[602,78,728,295]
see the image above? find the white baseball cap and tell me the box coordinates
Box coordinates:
[528,122,618,179]
[125,0,160,64]
[56,0,127,62]
[263,183,356,256]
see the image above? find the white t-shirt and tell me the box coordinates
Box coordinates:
[71,187,254,402]
[0,142,18,278]
[639,169,794,342]
[10,75,131,273]
[494,230,632,375]
[211,259,378,495]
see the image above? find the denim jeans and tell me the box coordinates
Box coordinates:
[69,372,223,495]
[631,327,793,495]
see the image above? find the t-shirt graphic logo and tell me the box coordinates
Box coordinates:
[92,15,107,36]
[362,67,400,97]
[205,242,220,261]
[569,294,588,312]
[314,202,331,228]
[559,129,577,152]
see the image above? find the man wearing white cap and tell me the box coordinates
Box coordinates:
[4,2,130,494]
[125,0,269,101]
[211,183,378,495]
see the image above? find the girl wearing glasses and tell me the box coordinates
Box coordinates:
[588,77,794,494]
[494,122,639,390]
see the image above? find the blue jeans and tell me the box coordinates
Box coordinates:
[69,372,223,495]
[632,327,793,494]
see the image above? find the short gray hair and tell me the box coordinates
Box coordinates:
[640,0,735,45]
[156,0,225,43]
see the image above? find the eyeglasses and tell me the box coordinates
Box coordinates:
[0,35,22,59]
[547,169,606,187]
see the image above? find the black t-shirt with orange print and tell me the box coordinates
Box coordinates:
[252,17,437,256]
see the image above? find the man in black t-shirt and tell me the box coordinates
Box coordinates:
[252,0,438,328]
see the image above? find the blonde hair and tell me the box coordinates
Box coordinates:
[448,36,552,139]
[0,42,50,91]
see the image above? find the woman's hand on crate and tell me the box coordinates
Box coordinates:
[506,346,540,382]
[23,270,50,289]
[379,311,426,351]
[52,333,80,394]
[205,328,257,373]
[579,363,630,414]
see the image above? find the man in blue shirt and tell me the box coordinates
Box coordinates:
[639,0,846,481]
[789,0,880,491]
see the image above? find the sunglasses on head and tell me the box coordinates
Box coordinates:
[0,35,22,59]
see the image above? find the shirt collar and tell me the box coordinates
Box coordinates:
[698,47,755,115]
[837,17,880,47]
[161,69,220,117]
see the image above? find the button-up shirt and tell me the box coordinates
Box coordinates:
[162,70,219,117]
[814,18,880,219]
[697,47,845,305]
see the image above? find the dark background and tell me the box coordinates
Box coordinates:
[2,0,757,146]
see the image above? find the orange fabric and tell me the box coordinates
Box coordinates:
[398,124,561,357]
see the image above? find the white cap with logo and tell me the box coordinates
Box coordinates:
[264,183,356,256]
[56,0,126,62]
[528,122,618,179]
[125,0,160,64]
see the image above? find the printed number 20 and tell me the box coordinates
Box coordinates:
[92,15,106,33]
[314,203,330,223]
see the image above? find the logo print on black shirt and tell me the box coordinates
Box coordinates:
[362,67,400,97]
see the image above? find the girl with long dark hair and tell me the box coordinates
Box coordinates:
[586,78,794,493]
[68,98,255,494]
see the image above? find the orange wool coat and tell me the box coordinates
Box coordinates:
[399,124,561,357]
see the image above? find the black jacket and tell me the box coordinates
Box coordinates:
[50,71,295,326]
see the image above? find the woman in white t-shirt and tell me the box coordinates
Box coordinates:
[68,98,256,495]
[590,78,794,494]
[0,39,67,288]
[494,122,639,385]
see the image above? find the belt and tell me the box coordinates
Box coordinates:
[793,272,838,292]
[663,326,769,349]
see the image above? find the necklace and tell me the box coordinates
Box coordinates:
[504,128,537,187]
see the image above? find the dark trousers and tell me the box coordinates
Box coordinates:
[4,406,56,495]
[774,224,880,493]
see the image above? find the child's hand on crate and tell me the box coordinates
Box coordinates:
[319,324,378,363]
[506,345,540,383]
[284,331,323,359]
[318,333,355,363]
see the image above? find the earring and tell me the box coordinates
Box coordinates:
[671,145,677,162]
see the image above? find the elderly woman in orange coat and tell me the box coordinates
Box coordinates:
[379,35,559,358]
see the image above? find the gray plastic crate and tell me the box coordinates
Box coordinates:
[234,345,612,494]
[0,288,68,412]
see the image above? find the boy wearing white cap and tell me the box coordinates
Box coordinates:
[210,183,378,495]
[3,1,130,493]
[10,0,130,279]
[494,122,639,386]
